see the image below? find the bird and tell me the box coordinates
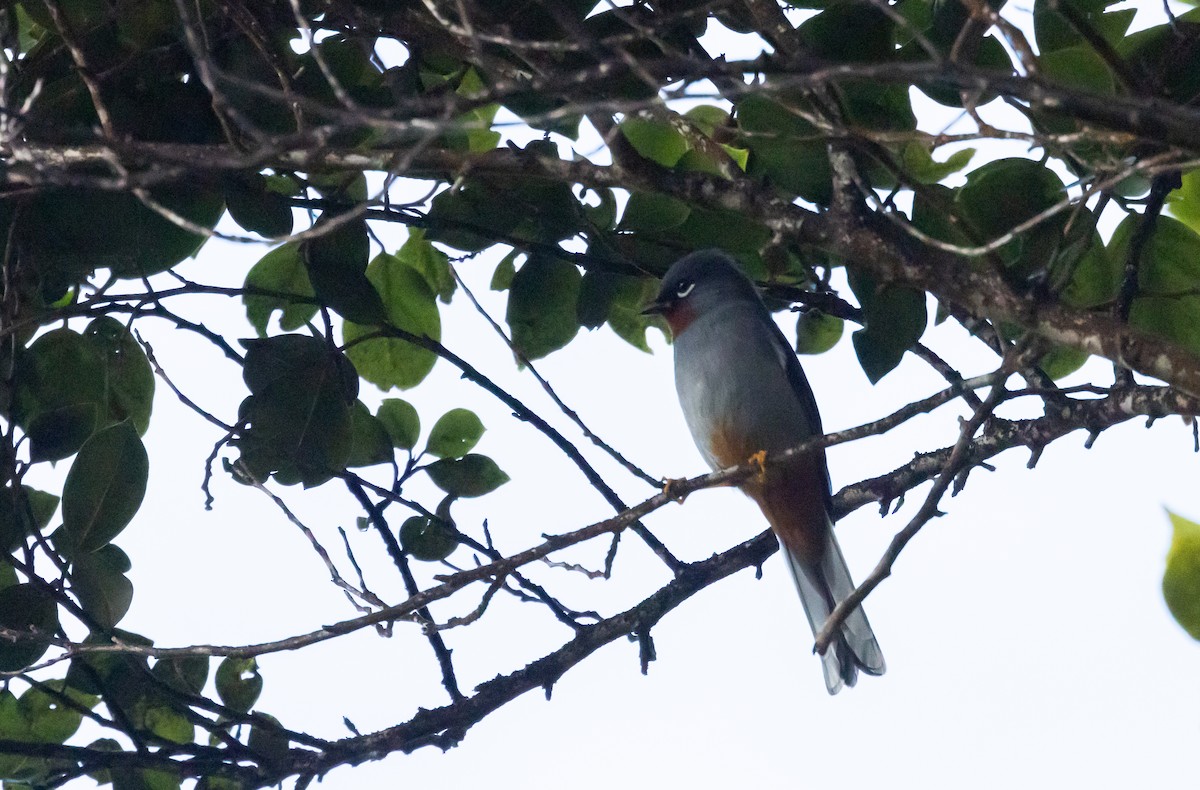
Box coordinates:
[641,249,885,694]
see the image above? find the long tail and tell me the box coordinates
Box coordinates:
[781,526,885,694]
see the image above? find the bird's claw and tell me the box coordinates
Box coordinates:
[661,477,688,502]
[748,449,769,482]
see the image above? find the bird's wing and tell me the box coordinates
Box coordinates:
[758,304,835,510]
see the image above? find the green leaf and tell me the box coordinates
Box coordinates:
[244,244,317,336]
[1119,215,1200,355]
[618,192,691,234]
[18,681,86,743]
[62,421,148,553]
[86,316,156,435]
[606,275,664,353]
[71,544,134,629]
[426,409,485,459]
[152,655,209,696]
[491,251,518,292]
[346,401,394,468]
[1039,45,1116,94]
[377,399,420,451]
[302,217,387,325]
[795,310,844,354]
[849,271,927,383]
[505,254,581,360]
[397,229,456,303]
[142,704,194,745]
[1164,510,1200,641]
[900,142,975,184]
[956,158,1067,277]
[215,657,262,714]
[400,515,458,561]
[425,454,510,498]
[1038,346,1089,380]
[684,105,730,135]
[620,116,690,167]
[0,583,59,672]
[343,253,442,390]
[425,180,523,252]
[582,188,618,230]
[737,95,831,204]
[1167,169,1200,235]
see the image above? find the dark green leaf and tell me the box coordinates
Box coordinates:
[347,401,394,468]
[795,310,844,355]
[62,421,148,553]
[343,252,442,390]
[71,544,134,629]
[0,583,59,672]
[86,316,156,435]
[26,402,100,463]
[377,399,420,450]
[247,713,290,767]
[1034,0,1135,53]
[224,175,294,238]
[426,409,485,459]
[957,158,1067,276]
[13,328,107,461]
[737,95,831,204]
[152,655,209,696]
[399,515,458,561]
[238,339,356,487]
[302,217,387,325]
[849,271,927,383]
[506,254,581,360]
[577,271,624,331]
[425,454,510,498]
[215,657,262,714]
[244,244,317,336]
[606,275,664,353]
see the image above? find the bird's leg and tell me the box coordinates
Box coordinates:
[748,449,769,484]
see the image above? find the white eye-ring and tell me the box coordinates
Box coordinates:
[675,281,695,299]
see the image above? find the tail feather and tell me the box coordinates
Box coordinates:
[780,527,885,694]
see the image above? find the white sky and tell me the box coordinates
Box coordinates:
[21,1,1199,788]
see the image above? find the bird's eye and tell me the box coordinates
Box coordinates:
[675,281,695,299]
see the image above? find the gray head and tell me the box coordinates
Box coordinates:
[641,249,761,336]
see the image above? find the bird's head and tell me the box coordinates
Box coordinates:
[641,249,759,336]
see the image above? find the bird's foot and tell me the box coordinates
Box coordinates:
[661,477,689,502]
[748,450,769,482]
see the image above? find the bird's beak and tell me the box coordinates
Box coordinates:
[640,299,669,316]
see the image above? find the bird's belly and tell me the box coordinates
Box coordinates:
[674,335,810,472]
